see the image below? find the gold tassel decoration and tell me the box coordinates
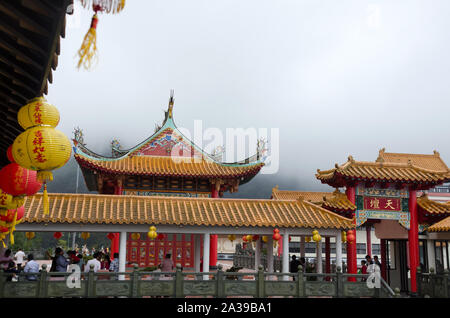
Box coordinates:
[9,210,17,246]
[77,14,99,70]
[43,183,49,215]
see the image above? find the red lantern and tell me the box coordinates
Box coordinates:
[289,236,291,242]
[53,231,62,240]
[273,228,280,234]
[107,232,115,240]
[157,233,165,240]
[0,226,9,233]
[0,163,42,196]
[242,235,248,242]
[252,235,260,241]
[6,146,14,163]
[272,232,281,241]
[15,206,24,221]
[347,230,355,244]
[0,211,14,223]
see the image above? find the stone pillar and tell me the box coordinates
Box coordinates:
[336,234,342,272]
[317,240,323,274]
[282,231,289,280]
[427,239,435,273]
[255,238,261,271]
[203,232,210,280]
[118,231,127,280]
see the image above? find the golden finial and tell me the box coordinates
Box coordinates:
[273,185,279,191]
[379,147,385,154]
[335,163,339,169]
[168,89,174,118]
[433,150,440,156]
[348,155,355,163]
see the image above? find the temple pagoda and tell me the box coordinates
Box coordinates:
[73,93,264,268]
[316,148,450,293]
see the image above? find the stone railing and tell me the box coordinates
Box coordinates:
[0,264,398,298]
[233,254,282,271]
[417,267,450,298]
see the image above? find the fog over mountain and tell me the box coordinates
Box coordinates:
[45,0,450,198]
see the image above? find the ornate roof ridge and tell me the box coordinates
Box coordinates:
[301,199,357,223]
[318,157,449,174]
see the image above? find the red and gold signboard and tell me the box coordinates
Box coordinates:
[363,197,401,211]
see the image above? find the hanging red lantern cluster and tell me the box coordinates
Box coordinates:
[107,232,115,240]
[0,146,42,245]
[272,228,281,241]
[53,232,62,240]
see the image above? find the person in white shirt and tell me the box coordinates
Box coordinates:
[14,248,26,271]
[84,252,102,273]
[23,254,40,281]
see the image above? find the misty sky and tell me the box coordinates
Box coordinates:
[46,0,450,198]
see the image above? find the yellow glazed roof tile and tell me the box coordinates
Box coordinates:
[427,216,450,232]
[322,189,356,212]
[22,193,354,230]
[417,194,450,215]
[271,186,334,204]
[316,152,450,186]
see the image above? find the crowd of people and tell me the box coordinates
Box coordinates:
[0,246,122,281]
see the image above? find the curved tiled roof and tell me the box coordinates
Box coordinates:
[322,189,356,212]
[316,152,450,188]
[21,193,354,230]
[75,154,264,179]
[417,194,450,215]
[271,186,333,203]
[427,216,450,232]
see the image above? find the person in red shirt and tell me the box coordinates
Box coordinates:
[359,260,368,282]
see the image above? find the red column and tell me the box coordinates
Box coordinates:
[380,239,387,281]
[210,184,219,268]
[345,186,357,281]
[111,183,122,260]
[325,237,331,280]
[366,225,372,256]
[408,189,419,294]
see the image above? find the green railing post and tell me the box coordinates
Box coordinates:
[336,266,343,298]
[131,265,139,298]
[429,267,435,298]
[0,269,4,298]
[87,264,95,298]
[39,264,48,298]
[175,264,183,298]
[217,264,224,298]
[416,266,422,297]
[297,265,305,297]
[443,270,449,298]
[257,265,264,298]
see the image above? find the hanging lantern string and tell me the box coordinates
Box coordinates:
[77,12,100,70]
[77,0,126,70]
